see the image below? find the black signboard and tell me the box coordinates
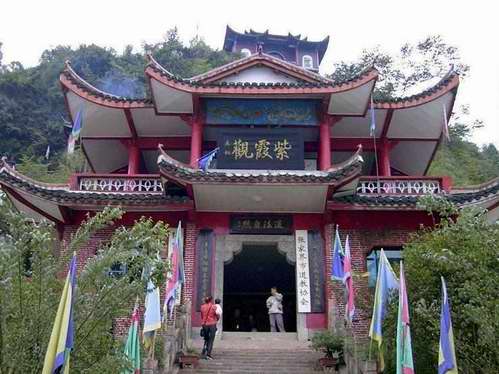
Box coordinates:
[216,128,304,170]
[308,230,325,313]
[230,214,293,235]
[196,229,214,311]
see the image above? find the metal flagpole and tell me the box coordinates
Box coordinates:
[370,96,381,190]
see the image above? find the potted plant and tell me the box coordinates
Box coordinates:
[311,330,344,369]
[178,346,200,369]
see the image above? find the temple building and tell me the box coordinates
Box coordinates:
[1,26,498,341]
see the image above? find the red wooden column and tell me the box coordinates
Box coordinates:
[127,142,140,175]
[189,118,203,168]
[378,139,391,176]
[319,118,331,171]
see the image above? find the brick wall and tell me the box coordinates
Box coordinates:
[182,222,198,304]
[324,224,413,338]
[58,221,191,337]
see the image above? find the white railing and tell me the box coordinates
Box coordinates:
[357,178,442,195]
[78,176,163,193]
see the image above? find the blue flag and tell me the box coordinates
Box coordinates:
[143,279,161,348]
[71,110,83,139]
[439,277,458,374]
[369,249,399,371]
[331,226,344,281]
[198,148,219,171]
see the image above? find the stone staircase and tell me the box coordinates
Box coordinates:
[182,332,323,373]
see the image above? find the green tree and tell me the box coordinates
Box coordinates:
[329,35,498,183]
[381,198,499,373]
[0,206,170,373]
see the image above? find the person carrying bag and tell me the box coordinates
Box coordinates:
[200,296,218,360]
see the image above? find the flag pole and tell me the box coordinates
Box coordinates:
[151,332,156,360]
[370,95,380,185]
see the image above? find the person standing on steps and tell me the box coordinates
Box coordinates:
[200,296,218,360]
[214,298,222,336]
[266,287,285,332]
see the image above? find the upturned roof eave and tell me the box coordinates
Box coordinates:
[156,144,364,186]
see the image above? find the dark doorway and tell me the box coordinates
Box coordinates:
[223,244,296,332]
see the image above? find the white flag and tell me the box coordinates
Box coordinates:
[442,104,450,142]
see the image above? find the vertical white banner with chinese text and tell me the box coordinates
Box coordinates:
[295,230,311,313]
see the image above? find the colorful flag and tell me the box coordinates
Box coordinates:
[368,249,399,371]
[442,104,450,142]
[343,235,355,324]
[198,148,219,171]
[439,277,458,374]
[71,110,83,139]
[331,225,344,281]
[122,303,141,374]
[67,135,76,154]
[163,222,182,320]
[175,222,185,286]
[143,279,161,349]
[396,262,414,374]
[67,110,83,154]
[369,95,376,137]
[42,253,77,374]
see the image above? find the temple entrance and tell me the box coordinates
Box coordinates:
[223,244,296,332]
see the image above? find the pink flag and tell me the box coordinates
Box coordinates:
[343,235,355,324]
[162,224,180,320]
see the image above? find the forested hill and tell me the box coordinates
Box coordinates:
[0,29,497,186]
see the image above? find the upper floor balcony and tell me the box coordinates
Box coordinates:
[356,176,451,196]
[71,174,163,193]
[69,171,452,198]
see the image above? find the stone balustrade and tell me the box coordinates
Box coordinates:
[77,175,163,193]
[357,177,442,195]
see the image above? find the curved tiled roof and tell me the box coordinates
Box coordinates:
[188,52,333,84]
[224,26,330,62]
[0,159,190,206]
[374,71,459,109]
[146,54,378,93]
[60,62,153,108]
[157,144,364,185]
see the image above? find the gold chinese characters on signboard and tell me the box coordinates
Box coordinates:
[225,138,292,161]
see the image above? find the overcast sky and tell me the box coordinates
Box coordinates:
[1,0,498,146]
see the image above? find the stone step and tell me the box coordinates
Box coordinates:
[221,332,298,341]
[180,348,323,373]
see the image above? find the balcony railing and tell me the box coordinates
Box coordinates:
[74,174,163,193]
[356,177,445,195]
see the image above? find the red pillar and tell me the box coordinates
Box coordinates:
[319,119,331,171]
[127,142,140,175]
[378,139,391,176]
[189,119,203,168]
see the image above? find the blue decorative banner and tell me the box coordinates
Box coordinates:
[204,98,320,125]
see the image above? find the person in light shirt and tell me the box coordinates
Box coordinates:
[266,287,285,332]
[214,298,222,335]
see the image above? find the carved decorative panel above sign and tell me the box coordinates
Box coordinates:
[205,98,320,125]
[217,128,304,170]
